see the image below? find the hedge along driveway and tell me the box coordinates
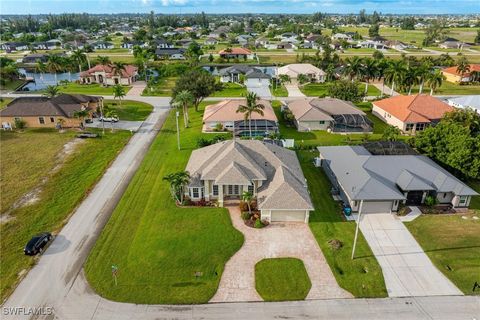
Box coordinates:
[85,103,244,304]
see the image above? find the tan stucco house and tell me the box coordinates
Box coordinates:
[372,94,454,134]
[277,63,326,83]
[185,140,314,223]
[79,64,138,85]
[0,94,101,129]
[441,64,480,83]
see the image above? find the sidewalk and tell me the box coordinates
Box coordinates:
[126,81,147,96]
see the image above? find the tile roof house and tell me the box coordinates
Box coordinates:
[0,94,101,129]
[372,94,454,134]
[277,63,326,83]
[185,140,314,222]
[219,47,254,60]
[202,99,278,136]
[442,64,480,83]
[285,98,373,133]
[318,145,478,214]
[79,64,138,86]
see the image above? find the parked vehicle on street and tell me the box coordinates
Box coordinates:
[24,232,53,255]
[99,116,119,122]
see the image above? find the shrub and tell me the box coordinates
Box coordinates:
[14,118,27,129]
[424,195,438,207]
[197,137,212,147]
[212,135,226,143]
[241,211,251,221]
[213,123,223,132]
[254,219,263,228]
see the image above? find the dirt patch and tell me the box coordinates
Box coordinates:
[1,138,85,222]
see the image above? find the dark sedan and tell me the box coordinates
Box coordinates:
[24,232,53,255]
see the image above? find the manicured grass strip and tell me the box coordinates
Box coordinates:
[271,84,288,97]
[57,83,131,95]
[103,100,153,121]
[405,212,480,295]
[0,129,130,301]
[299,150,388,298]
[255,258,312,301]
[85,102,243,304]
[300,82,381,97]
[210,82,248,97]
[0,97,13,109]
[142,77,177,97]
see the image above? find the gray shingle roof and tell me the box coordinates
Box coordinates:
[319,146,478,201]
[186,140,313,210]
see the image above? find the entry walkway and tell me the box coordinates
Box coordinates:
[358,213,463,297]
[210,205,352,302]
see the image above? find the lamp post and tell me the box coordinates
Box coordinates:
[176,111,181,150]
[100,98,105,135]
[351,200,363,259]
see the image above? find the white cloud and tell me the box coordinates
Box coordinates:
[161,0,189,5]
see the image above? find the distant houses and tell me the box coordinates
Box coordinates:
[155,48,186,60]
[218,47,254,60]
[441,64,480,83]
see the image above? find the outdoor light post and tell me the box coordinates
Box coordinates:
[351,200,364,259]
[100,98,105,135]
[176,111,181,150]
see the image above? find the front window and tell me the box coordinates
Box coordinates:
[50,117,55,123]
[405,123,414,131]
[319,121,325,124]
[248,184,254,194]
[416,123,427,131]
[213,185,219,196]
[459,195,468,206]
[192,188,199,198]
[38,117,45,124]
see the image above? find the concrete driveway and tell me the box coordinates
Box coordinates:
[86,119,144,131]
[284,84,306,97]
[358,213,463,297]
[210,205,352,302]
[246,84,271,98]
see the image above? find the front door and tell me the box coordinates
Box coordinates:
[226,185,241,196]
[406,191,424,205]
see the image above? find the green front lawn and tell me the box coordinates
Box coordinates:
[405,212,480,295]
[142,77,177,97]
[103,100,153,121]
[85,102,244,304]
[210,82,248,97]
[299,151,388,297]
[409,81,480,95]
[57,83,131,95]
[0,79,25,91]
[0,97,13,109]
[0,128,131,301]
[300,83,381,97]
[255,258,312,301]
[270,84,288,97]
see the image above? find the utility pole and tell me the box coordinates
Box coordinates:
[176,111,181,150]
[100,98,105,135]
[351,200,363,259]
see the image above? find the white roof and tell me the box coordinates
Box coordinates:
[277,64,325,77]
[447,95,480,111]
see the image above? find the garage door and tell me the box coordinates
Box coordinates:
[271,210,306,222]
[362,201,393,214]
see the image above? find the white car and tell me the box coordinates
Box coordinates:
[98,116,119,123]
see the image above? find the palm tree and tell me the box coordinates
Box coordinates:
[426,69,445,96]
[97,55,111,66]
[375,58,388,96]
[241,191,254,217]
[73,109,89,130]
[112,84,126,107]
[71,49,86,73]
[112,62,126,84]
[384,60,406,95]
[278,74,291,85]
[416,62,432,94]
[236,92,265,139]
[342,56,365,81]
[171,90,194,128]
[402,65,419,95]
[456,56,471,80]
[362,58,377,97]
[44,85,60,98]
[46,54,63,84]
[163,171,190,204]
[297,74,309,86]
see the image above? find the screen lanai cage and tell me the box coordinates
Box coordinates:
[330,114,373,133]
[363,141,418,156]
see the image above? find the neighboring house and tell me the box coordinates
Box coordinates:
[285,98,373,133]
[254,36,269,48]
[79,64,138,85]
[386,40,411,51]
[438,37,470,49]
[219,65,270,86]
[303,34,322,49]
[155,48,186,60]
[277,42,296,49]
[277,63,326,83]
[0,94,101,129]
[30,42,57,50]
[62,41,87,50]
[441,64,480,83]
[176,38,193,48]
[332,33,353,41]
[357,40,388,50]
[447,95,480,113]
[202,99,278,136]
[121,40,147,49]
[277,32,298,43]
[152,38,174,49]
[90,41,114,50]
[204,37,218,45]
[372,94,454,134]
[185,140,314,222]
[318,145,478,214]
[219,47,254,60]
[0,42,28,52]
[22,53,48,64]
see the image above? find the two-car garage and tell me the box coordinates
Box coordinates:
[262,209,310,223]
[361,201,394,214]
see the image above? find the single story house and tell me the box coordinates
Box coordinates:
[218,65,271,86]
[90,41,114,50]
[255,36,269,48]
[0,42,28,52]
[79,64,138,85]
[442,64,480,83]
[277,63,326,83]
[357,40,388,50]
[372,94,454,134]
[185,140,314,222]
[202,99,278,136]
[332,33,353,41]
[219,47,254,60]
[277,42,297,50]
[22,53,48,64]
[121,40,148,49]
[153,38,174,49]
[155,48,186,60]
[204,37,218,45]
[285,98,373,132]
[438,38,470,50]
[0,94,101,129]
[318,145,478,213]
[447,95,480,113]
[30,42,57,50]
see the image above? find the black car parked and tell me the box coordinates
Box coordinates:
[24,232,53,255]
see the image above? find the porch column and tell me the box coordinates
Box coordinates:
[218,184,224,207]
[204,180,210,200]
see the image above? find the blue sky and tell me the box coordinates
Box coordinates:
[1,0,479,15]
